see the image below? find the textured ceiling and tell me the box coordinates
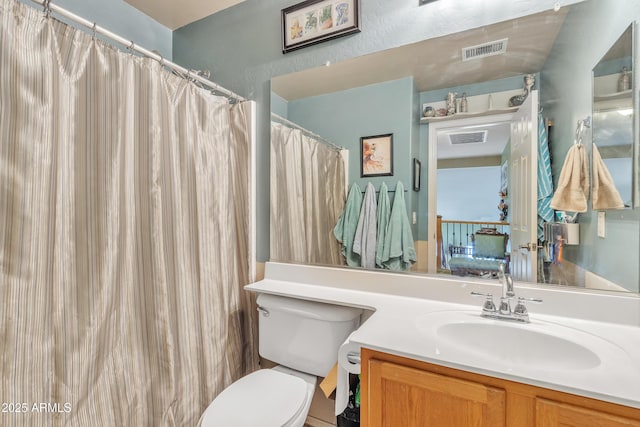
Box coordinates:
[437,123,511,161]
[123,0,245,30]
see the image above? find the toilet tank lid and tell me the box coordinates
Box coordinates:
[257,293,363,321]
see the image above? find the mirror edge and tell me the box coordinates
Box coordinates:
[634,20,640,208]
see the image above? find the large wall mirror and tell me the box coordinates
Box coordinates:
[592,25,635,208]
[270,0,640,293]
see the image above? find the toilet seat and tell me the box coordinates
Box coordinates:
[200,368,315,427]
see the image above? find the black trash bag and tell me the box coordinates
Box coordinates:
[337,405,360,427]
[336,374,360,427]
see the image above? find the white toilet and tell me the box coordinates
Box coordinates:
[200,293,362,427]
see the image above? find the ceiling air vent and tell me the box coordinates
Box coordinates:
[448,131,488,145]
[462,38,508,61]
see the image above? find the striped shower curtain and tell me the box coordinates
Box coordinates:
[0,1,258,425]
[270,122,346,266]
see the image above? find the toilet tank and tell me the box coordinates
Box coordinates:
[257,294,362,377]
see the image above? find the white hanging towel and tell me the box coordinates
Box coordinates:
[353,182,378,268]
[592,144,624,210]
[550,144,589,213]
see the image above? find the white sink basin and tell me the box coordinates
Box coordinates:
[414,311,627,372]
[436,321,600,370]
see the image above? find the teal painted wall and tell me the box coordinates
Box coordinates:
[437,166,501,222]
[289,78,413,186]
[540,0,640,290]
[410,79,421,233]
[174,0,584,261]
[287,77,417,235]
[270,92,289,118]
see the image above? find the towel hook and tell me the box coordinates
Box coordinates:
[574,116,591,145]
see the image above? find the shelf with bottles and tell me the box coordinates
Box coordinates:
[593,69,632,104]
[593,89,632,103]
[420,107,521,123]
[420,89,523,124]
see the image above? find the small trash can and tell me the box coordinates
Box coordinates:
[337,374,360,426]
[336,406,359,427]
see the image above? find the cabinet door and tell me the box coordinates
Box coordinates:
[366,359,506,427]
[536,399,640,427]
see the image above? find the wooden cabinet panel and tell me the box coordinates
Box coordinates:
[365,358,505,427]
[361,348,640,427]
[536,399,640,427]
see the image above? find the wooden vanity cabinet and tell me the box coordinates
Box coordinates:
[361,348,640,427]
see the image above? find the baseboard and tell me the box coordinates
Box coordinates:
[305,415,336,427]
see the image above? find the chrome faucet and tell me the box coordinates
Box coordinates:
[471,268,542,323]
[498,264,515,315]
[498,263,515,298]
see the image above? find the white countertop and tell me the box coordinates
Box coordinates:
[246,262,640,409]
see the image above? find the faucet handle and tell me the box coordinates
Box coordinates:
[499,297,512,315]
[470,291,491,297]
[470,292,496,313]
[518,296,543,304]
[513,297,543,319]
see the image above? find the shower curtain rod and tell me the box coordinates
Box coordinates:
[271,113,343,151]
[29,0,246,102]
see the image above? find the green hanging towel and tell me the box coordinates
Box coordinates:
[333,183,363,266]
[380,181,416,271]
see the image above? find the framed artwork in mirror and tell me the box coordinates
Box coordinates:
[361,133,393,177]
[413,158,421,191]
[282,0,360,54]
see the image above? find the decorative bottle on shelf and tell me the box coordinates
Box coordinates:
[446,92,457,115]
[618,67,630,92]
[509,74,536,107]
[460,92,468,113]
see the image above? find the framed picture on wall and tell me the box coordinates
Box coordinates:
[361,133,393,177]
[281,0,360,54]
[413,158,421,191]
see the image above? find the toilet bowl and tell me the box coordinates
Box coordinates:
[200,366,316,427]
[199,294,362,427]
